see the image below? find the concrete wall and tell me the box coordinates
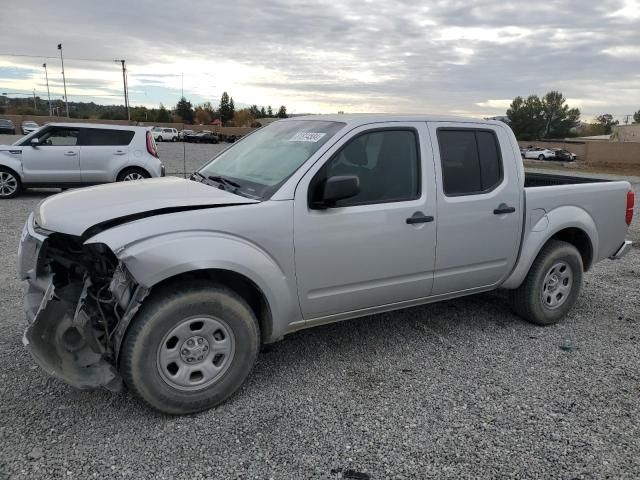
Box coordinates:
[2,114,255,137]
[613,124,640,143]
[518,140,640,166]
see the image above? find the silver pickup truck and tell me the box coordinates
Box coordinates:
[17,115,634,414]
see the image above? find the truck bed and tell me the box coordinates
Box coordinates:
[525,172,609,188]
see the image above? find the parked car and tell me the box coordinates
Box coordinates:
[0,119,16,135]
[17,115,633,414]
[179,129,194,141]
[0,123,164,198]
[21,120,40,135]
[151,127,179,142]
[523,147,556,160]
[552,149,577,161]
[184,131,201,143]
[199,131,220,144]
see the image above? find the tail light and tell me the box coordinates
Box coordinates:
[146,131,158,158]
[626,190,635,226]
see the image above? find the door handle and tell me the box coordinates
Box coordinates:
[64,151,77,156]
[406,212,434,224]
[114,150,126,155]
[493,203,516,215]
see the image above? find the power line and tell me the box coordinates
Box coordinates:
[0,52,119,63]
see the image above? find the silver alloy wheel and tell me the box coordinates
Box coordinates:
[157,316,235,391]
[123,172,145,181]
[541,261,573,310]
[0,171,18,197]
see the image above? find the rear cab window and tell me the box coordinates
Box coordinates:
[436,128,503,196]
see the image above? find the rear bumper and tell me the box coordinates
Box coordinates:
[609,240,633,260]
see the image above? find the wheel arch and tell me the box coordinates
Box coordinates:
[502,206,597,289]
[116,165,151,182]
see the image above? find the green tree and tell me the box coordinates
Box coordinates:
[249,104,260,117]
[267,105,273,117]
[219,92,234,124]
[595,114,618,135]
[156,103,172,122]
[632,110,640,124]
[229,97,235,119]
[506,95,545,140]
[541,91,580,138]
[277,105,288,118]
[260,106,266,117]
[175,97,194,123]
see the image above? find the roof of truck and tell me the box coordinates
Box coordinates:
[278,113,502,126]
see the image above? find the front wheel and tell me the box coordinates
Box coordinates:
[120,281,260,414]
[0,168,21,199]
[538,154,545,160]
[509,240,583,326]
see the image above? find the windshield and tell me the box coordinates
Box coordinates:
[198,120,345,198]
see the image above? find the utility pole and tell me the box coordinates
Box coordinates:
[116,59,130,121]
[43,63,52,116]
[57,43,69,117]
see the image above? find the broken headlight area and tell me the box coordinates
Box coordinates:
[24,233,147,391]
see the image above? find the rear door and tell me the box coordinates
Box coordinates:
[427,122,522,295]
[20,126,81,183]
[79,128,134,183]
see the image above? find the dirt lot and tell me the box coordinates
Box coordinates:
[0,136,639,479]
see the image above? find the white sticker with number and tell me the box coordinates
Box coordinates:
[289,132,327,142]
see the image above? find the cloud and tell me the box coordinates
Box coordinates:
[0,0,638,119]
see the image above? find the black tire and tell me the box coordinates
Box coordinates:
[120,281,260,414]
[172,136,177,142]
[509,240,583,326]
[157,136,163,142]
[538,154,545,160]
[0,167,21,199]
[116,167,151,182]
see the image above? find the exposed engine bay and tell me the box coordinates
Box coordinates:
[23,231,148,391]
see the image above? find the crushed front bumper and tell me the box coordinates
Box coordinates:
[18,214,122,391]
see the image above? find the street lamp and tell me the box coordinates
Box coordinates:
[43,63,52,116]
[57,43,69,118]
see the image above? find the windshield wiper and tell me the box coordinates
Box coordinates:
[208,175,241,189]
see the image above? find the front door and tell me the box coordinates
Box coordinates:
[294,123,437,320]
[21,126,81,184]
[427,122,523,295]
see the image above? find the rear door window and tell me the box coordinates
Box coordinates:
[82,128,134,146]
[437,128,503,196]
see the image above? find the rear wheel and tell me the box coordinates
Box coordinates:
[0,168,21,199]
[509,240,583,326]
[117,167,150,182]
[120,281,260,415]
[157,136,163,142]
[538,154,545,160]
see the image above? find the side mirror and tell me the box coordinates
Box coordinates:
[316,175,360,208]
[30,138,40,146]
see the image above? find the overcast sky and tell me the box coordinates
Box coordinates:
[1,0,638,121]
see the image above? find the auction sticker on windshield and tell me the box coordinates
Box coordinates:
[289,132,327,142]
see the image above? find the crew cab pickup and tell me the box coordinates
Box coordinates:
[17,115,634,414]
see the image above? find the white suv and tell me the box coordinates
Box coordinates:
[0,123,165,198]
[151,127,179,142]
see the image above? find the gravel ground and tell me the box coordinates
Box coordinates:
[0,135,639,479]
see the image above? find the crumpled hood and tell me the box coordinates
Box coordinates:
[36,177,258,236]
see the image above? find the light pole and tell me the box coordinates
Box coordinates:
[43,63,52,116]
[57,43,69,117]
[115,59,130,121]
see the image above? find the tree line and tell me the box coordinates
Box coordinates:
[506,91,638,140]
[0,91,288,127]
